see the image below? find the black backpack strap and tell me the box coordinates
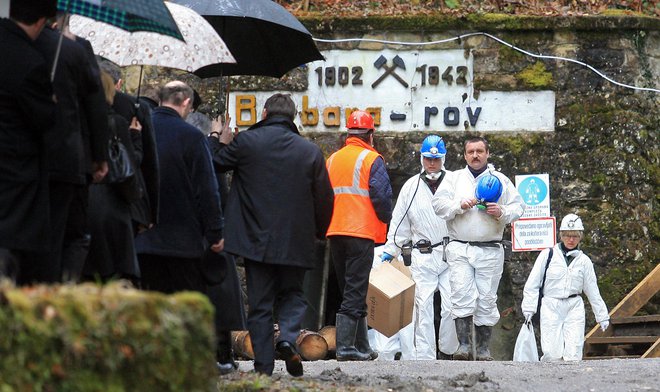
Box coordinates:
[538,247,553,297]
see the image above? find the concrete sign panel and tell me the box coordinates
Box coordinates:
[516,173,550,218]
[512,217,556,252]
[228,49,555,133]
[0,0,9,18]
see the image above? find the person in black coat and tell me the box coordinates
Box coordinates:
[0,0,57,283]
[191,110,247,374]
[98,60,160,234]
[135,81,223,294]
[33,17,110,283]
[82,71,143,285]
[212,93,334,377]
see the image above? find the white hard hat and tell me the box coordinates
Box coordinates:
[560,213,584,231]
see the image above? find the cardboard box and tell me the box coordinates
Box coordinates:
[390,258,412,279]
[366,262,415,338]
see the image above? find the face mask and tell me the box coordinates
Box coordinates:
[420,156,443,180]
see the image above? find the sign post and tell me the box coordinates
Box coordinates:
[513,173,554,252]
[512,217,556,252]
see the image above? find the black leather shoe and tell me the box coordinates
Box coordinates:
[275,341,303,377]
[216,359,238,375]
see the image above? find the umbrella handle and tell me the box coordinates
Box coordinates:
[224,76,230,125]
[50,13,71,82]
[134,65,144,109]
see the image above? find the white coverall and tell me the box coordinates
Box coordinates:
[432,165,525,326]
[381,173,459,359]
[521,245,609,361]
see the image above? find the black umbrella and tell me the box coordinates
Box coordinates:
[170,0,324,78]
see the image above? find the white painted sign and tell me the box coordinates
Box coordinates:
[228,49,555,133]
[512,217,556,252]
[515,173,551,218]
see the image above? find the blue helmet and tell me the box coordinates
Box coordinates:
[475,174,503,203]
[420,135,446,159]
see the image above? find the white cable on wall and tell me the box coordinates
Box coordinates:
[313,32,660,93]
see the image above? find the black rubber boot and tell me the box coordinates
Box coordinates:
[475,325,494,361]
[216,330,238,375]
[453,316,473,361]
[336,314,371,361]
[355,317,378,360]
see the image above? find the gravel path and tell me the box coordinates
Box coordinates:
[230,358,660,392]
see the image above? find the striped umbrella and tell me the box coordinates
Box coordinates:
[57,0,183,41]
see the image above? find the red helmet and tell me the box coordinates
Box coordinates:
[346,110,375,134]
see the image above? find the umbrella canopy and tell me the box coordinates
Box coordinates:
[57,0,183,40]
[69,1,235,72]
[170,0,324,78]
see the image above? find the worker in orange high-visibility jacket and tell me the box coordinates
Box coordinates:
[326,110,393,362]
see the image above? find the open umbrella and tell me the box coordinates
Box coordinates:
[57,0,183,40]
[70,2,235,72]
[170,0,324,78]
[70,1,236,96]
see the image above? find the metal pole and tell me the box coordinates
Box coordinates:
[0,0,9,18]
[471,322,476,361]
[317,242,330,330]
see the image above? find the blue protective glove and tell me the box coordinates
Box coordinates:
[381,252,393,263]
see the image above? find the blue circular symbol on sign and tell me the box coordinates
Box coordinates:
[518,177,547,206]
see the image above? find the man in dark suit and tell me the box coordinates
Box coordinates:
[33,13,110,283]
[135,81,223,293]
[0,0,57,283]
[212,93,334,377]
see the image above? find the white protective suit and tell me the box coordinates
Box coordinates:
[521,245,609,361]
[433,165,525,326]
[381,172,459,359]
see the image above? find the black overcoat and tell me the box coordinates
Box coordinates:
[113,92,160,226]
[34,28,108,184]
[211,116,334,268]
[0,19,55,252]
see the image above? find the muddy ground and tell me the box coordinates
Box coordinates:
[218,358,660,392]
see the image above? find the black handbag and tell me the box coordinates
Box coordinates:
[103,115,141,202]
[532,248,553,327]
[105,134,135,183]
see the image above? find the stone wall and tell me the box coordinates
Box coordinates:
[124,14,659,359]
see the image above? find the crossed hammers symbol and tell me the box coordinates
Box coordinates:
[371,55,409,88]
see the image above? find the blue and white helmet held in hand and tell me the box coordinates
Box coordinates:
[475,173,503,206]
[420,135,446,159]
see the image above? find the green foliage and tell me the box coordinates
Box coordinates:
[0,282,216,392]
[444,0,460,9]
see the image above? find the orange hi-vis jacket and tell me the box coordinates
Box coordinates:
[326,137,387,242]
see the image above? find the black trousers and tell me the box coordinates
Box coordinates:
[138,254,206,294]
[0,248,19,282]
[329,235,374,320]
[244,259,307,375]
